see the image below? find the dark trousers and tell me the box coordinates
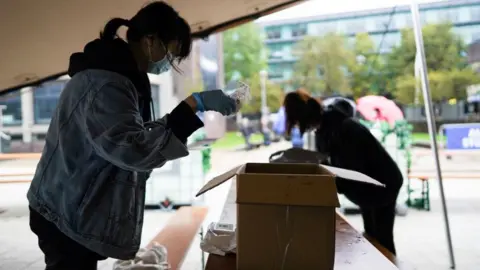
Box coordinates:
[360,202,397,255]
[29,207,106,270]
[337,176,400,256]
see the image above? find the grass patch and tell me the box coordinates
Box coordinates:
[211,132,264,149]
[412,132,445,143]
[211,132,445,149]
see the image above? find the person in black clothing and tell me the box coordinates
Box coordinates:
[284,90,403,255]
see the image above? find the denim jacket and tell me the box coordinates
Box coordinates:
[27,69,190,259]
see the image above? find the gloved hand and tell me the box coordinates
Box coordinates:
[191,90,237,116]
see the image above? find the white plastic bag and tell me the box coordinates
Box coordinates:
[112,243,170,270]
[224,81,251,115]
[200,222,237,256]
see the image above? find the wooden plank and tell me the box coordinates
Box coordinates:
[205,179,415,270]
[0,172,34,184]
[0,153,41,160]
[0,173,35,177]
[147,206,208,270]
[0,179,32,184]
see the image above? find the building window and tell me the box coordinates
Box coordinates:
[151,84,161,117]
[448,8,460,23]
[291,24,307,37]
[268,73,283,80]
[336,21,348,33]
[312,21,338,35]
[457,7,471,23]
[395,14,407,29]
[383,33,401,50]
[268,44,284,59]
[347,19,366,34]
[470,6,480,21]
[436,9,459,23]
[268,65,283,80]
[266,27,282,40]
[472,32,480,43]
[0,90,22,126]
[33,80,66,124]
[423,10,438,24]
[374,15,395,32]
[396,13,413,28]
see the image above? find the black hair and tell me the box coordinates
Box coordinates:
[284,91,323,136]
[100,1,192,67]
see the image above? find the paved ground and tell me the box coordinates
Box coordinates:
[1,142,480,270]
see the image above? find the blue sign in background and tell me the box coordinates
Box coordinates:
[445,124,480,150]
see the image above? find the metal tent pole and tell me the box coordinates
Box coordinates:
[409,1,456,268]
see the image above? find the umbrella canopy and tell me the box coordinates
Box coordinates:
[357,95,404,125]
[0,0,303,94]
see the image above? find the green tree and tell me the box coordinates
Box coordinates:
[393,70,480,104]
[223,23,267,82]
[449,68,480,100]
[387,23,466,76]
[349,33,385,97]
[388,23,480,102]
[293,34,354,95]
[290,36,324,92]
[394,74,417,104]
[241,73,283,114]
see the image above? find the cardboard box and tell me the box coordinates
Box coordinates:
[196,162,383,270]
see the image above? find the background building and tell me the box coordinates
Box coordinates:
[258,0,480,88]
[468,40,480,72]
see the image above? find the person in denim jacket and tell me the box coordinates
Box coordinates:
[27,2,236,269]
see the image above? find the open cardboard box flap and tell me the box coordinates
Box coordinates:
[195,163,384,197]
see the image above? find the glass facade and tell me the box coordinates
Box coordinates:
[34,80,66,124]
[262,1,480,82]
[0,80,163,127]
[0,90,22,126]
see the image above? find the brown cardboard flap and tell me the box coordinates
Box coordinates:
[322,165,385,187]
[195,164,245,197]
[236,174,340,207]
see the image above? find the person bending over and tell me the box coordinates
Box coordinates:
[284,89,403,255]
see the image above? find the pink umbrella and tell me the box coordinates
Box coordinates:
[356,95,404,125]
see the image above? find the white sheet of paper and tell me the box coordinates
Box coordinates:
[322,165,385,187]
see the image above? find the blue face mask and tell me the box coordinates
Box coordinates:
[148,53,172,75]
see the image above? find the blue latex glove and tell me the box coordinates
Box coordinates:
[192,90,237,116]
